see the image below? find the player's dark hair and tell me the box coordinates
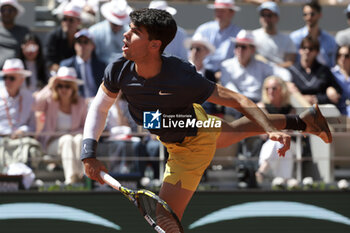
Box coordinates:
[130,8,177,54]
[303,0,322,13]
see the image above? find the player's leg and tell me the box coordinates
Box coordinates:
[217,114,286,148]
[159,181,194,220]
[158,104,219,221]
[217,104,332,148]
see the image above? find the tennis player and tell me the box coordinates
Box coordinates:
[81,8,332,220]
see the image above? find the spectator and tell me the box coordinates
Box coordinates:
[0,0,30,68]
[89,0,132,64]
[60,28,105,98]
[288,35,342,106]
[256,76,295,184]
[34,67,87,184]
[45,2,82,75]
[331,45,350,117]
[290,1,337,68]
[220,30,291,107]
[52,0,100,28]
[257,76,293,114]
[184,33,222,115]
[335,4,350,47]
[220,30,291,161]
[252,1,296,68]
[19,33,48,93]
[0,58,41,172]
[193,0,242,72]
[148,0,188,60]
[103,93,142,175]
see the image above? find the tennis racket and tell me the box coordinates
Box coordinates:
[100,171,184,233]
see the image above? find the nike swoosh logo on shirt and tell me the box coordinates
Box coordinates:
[159,91,173,96]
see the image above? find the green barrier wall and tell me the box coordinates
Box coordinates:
[1,191,350,233]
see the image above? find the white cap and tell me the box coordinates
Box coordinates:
[101,0,132,26]
[148,0,177,15]
[0,0,25,17]
[55,66,84,85]
[184,33,216,54]
[75,28,94,41]
[0,58,31,77]
[207,0,240,12]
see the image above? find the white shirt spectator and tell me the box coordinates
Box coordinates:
[0,87,34,135]
[258,139,294,180]
[220,56,291,102]
[253,28,296,64]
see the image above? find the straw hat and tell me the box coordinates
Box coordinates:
[0,58,32,77]
[55,66,84,85]
[231,30,256,46]
[100,0,132,26]
[207,0,240,12]
[0,0,25,17]
[184,33,216,54]
[148,0,177,16]
[345,4,350,14]
[62,2,82,19]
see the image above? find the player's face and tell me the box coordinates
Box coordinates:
[122,23,153,61]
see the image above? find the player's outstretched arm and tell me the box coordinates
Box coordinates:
[81,83,118,183]
[207,84,291,156]
[207,84,277,132]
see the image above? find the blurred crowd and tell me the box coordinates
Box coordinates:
[0,0,349,189]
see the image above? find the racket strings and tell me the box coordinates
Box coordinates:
[137,194,183,233]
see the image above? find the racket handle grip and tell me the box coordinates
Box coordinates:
[100,171,121,190]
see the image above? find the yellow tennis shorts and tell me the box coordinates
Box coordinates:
[161,104,222,191]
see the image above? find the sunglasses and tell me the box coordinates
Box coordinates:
[76,39,90,45]
[3,75,17,82]
[339,53,350,59]
[62,17,76,23]
[23,44,39,53]
[235,44,249,50]
[265,87,279,91]
[303,12,317,17]
[56,83,72,89]
[0,7,16,14]
[190,46,204,52]
[260,13,274,18]
[301,46,316,52]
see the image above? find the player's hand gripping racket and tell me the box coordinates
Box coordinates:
[100,171,184,233]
